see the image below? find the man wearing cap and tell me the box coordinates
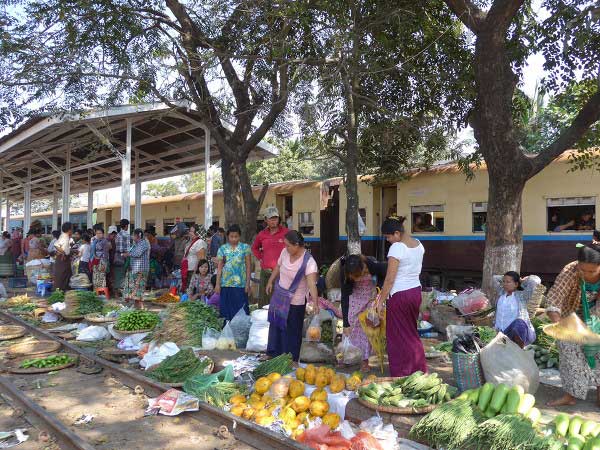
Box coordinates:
[113,219,131,297]
[251,206,289,307]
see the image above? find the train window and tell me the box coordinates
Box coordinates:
[547,197,596,232]
[163,218,175,235]
[145,220,156,232]
[183,218,195,229]
[472,202,487,233]
[411,205,444,232]
[298,211,314,235]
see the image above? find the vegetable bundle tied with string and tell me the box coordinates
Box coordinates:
[147,349,213,383]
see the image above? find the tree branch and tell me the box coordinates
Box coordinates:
[529,89,600,175]
[486,0,525,31]
[443,0,486,33]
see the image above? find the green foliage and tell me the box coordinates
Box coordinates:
[246,141,313,184]
[143,181,181,198]
[181,172,223,194]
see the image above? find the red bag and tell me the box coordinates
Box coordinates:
[350,431,384,450]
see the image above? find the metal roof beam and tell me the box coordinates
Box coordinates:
[33,150,64,175]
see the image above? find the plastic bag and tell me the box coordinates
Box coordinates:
[446,325,474,343]
[146,388,199,417]
[480,332,539,394]
[452,289,489,315]
[216,322,236,350]
[245,321,269,352]
[229,307,251,349]
[336,335,363,365]
[269,377,291,399]
[306,314,322,342]
[201,328,219,350]
[452,332,483,354]
[76,325,110,342]
[358,416,399,450]
[366,306,380,328]
[183,365,234,396]
[140,342,180,369]
[300,340,334,363]
[0,282,6,299]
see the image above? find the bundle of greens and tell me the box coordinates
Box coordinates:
[9,303,36,313]
[532,317,559,362]
[252,353,294,378]
[410,399,485,449]
[183,366,246,407]
[147,349,213,383]
[475,326,497,345]
[48,289,65,305]
[152,302,223,346]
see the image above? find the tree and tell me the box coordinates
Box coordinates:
[299,0,472,254]
[246,141,314,184]
[143,181,181,198]
[1,1,316,241]
[181,172,223,193]
[442,0,600,295]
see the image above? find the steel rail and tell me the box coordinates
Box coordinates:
[0,311,307,450]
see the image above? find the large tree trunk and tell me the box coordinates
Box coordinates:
[471,30,529,299]
[345,154,361,255]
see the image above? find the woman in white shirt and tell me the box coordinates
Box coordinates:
[181,225,208,291]
[375,216,427,376]
[493,271,540,348]
[53,222,73,292]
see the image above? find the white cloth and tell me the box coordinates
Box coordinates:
[55,232,71,256]
[303,384,356,420]
[185,239,207,272]
[79,243,91,263]
[47,238,57,254]
[0,238,11,255]
[387,241,424,295]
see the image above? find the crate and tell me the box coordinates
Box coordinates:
[8,277,28,288]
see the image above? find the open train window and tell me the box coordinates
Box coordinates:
[472,202,487,233]
[298,211,314,235]
[547,197,596,232]
[163,218,175,235]
[411,205,444,232]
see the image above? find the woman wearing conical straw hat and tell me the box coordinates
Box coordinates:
[545,242,600,407]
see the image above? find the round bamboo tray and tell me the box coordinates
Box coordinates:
[7,340,62,358]
[0,325,26,341]
[113,327,155,335]
[97,348,138,363]
[84,313,117,323]
[5,353,79,374]
[60,312,84,320]
[358,377,438,415]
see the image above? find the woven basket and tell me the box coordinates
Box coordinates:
[7,340,61,358]
[84,314,117,323]
[5,353,78,374]
[60,312,84,320]
[325,258,342,290]
[357,377,438,415]
[527,284,546,318]
[451,352,484,392]
[0,325,26,341]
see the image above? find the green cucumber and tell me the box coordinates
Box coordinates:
[489,383,510,413]
[505,386,522,414]
[555,413,571,437]
[570,416,584,437]
[568,435,586,450]
[591,423,600,438]
[477,382,495,412]
[468,388,480,404]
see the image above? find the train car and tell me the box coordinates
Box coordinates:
[7,150,598,285]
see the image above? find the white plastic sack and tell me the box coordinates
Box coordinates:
[201,328,219,350]
[140,342,180,369]
[446,324,474,342]
[480,332,539,394]
[246,320,269,352]
[327,288,341,302]
[230,307,251,349]
[251,308,269,322]
[41,312,60,323]
[77,325,110,342]
[0,282,6,299]
[51,302,66,312]
[360,416,400,450]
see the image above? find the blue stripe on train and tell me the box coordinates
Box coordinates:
[334,234,593,242]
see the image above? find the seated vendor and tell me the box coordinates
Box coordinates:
[493,271,541,348]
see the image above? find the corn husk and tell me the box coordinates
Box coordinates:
[359,306,386,374]
[543,313,600,344]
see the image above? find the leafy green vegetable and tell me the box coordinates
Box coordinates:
[147,349,212,383]
[48,289,65,305]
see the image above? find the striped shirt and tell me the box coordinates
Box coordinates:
[129,238,150,274]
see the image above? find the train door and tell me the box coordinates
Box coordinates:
[319,185,340,264]
[276,194,293,228]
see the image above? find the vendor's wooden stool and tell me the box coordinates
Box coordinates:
[96,287,110,299]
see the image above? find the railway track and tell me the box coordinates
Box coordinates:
[0,310,307,450]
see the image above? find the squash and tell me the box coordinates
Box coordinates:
[351,371,364,381]
[289,380,305,399]
[231,405,245,417]
[254,377,271,395]
[296,367,306,382]
[489,383,509,413]
[517,393,536,415]
[280,406,297,422]
[291,396,311,413]
[292,428,304,440]
[255,416,275,427]
[315,373,329,389]
[325,368,336,383]
[297,411,309,425]
[310,389,328,402]
[242,407,256,420]
[477,382,495,412]
[504,386,521,414]
[305,367,317,385]
[307,326,321,341]
[250,392,262,403]
[309,400,329,417]
[267,372,282,383]
[255,409,271,420]
[345,375,361,391]
[322,413,341,430]
[229,394,247,405]
[329,375,346,394]
[555,413,571,437]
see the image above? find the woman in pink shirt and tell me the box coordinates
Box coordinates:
[266,231,319,364]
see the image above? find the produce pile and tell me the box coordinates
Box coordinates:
[20,354,76,369]
[253,353,294,378]
[147,349,213,383]
[154,292,180,304]
[548,413,600,449]
[184,367,247,408]
[4,294,30,307]
[410,382,564,449]
[153,302,223,346]
[74,292,103,315]
[358,371,456,409]
[115,310,159,331]
[475,326,497,345]
[320,319,334,346]
[529,317,560,369]
[48,289,65,305]
[8,303,36,313]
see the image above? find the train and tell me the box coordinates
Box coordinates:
[8,150,599,288]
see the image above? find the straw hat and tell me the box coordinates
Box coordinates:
[543,313,600,344]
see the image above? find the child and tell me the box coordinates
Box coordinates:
[187,259,213,301]
[206,274,220,312]
[493,271,541,348]
[215,224,251,321]
[78,234,92,283]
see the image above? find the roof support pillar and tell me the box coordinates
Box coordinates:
[87,169,93,229]
[0,176,3,231]
[62,148,71,223]
[134,150,142,230]
[5,199,10,233]
[24,168,32,233]
[204,128,213,230]
[52,180,59,231]
[121,119,132,222]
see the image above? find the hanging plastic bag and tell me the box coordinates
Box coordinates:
[229,307,251,349]
[216,322,236,350]
[201,328,219,350]
[306,314,322,342]
[335,335,363,365]
[480,332,539,394]
[452,289,489,315]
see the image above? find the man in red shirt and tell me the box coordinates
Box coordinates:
[251,206,288,307]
